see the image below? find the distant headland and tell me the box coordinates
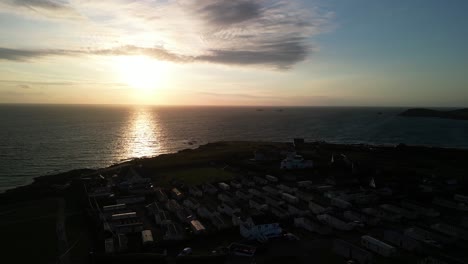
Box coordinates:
[399,108,468,120]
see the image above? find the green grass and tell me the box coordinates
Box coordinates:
[153,167,237,187]
[0,198,58,263]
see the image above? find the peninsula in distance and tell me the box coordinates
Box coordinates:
[400,108,468,121]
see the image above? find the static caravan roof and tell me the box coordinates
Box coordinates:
[190,220,206,232]
[111,212,137,220]
[141,230,154,243]
[103,204,126,211]
[361,235,395,250]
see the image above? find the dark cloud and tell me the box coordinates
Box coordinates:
[11,0,70,10]
[198,0,262,26]
[0,46,189,63]
[197,38,308,69]
[3,0,79,18]
[0,47,65,61]
[17,84,31,89]
[92,46,191,63]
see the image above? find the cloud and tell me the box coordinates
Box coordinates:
[2,0,80,18]
[17,84,31,89]
[197,0,262,26]
[197,38,308,69]
[0,47,67,61]
[0,0,333,69]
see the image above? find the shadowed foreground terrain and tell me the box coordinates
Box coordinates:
[1,141,468,263]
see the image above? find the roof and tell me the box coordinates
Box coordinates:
[190,220,206,231]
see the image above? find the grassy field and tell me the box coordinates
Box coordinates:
[0,198,58,263]
[141,141,288,169]
[152,167,237,187]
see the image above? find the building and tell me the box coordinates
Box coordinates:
[380,204,417,219]
[294,217,332,235]
[190,219,206,234]
[404,227,454,246]
[454,194,468,203]
[235,190,252,200]
[265,195,285,207]
[249,197,268,211]
[141,230,154,245]
[384,230,422,252]
[155,210,171,225]
[433,197,468,211]
[400,201,440,217]
[105,238,115,254]
[331,197,351,209]
[218,182,230,191]
[171,188,184,200]
[230,180,242,189]
[297,180,313,188]
[361,235,396,257]
[155,189,168,202]
[333,239,373,264]
[217,192,235,203]
[309,201,326,214]
[343,210,380,226]
[111,216,143,234]
[232,213,254,227]
[282,193,299,204]
[317,214,354,231]
[117,234,128,252]
[116,196,145,205]
[145,202,160,216]
[269,205,289,219]
[103,203,126,212]
[240,177,256,187]
[162,221,185,241]
[175,207,194,223]
[253,176,268,185]
[210,214,229,230]
[240,222,282,242]
[202,183,218,194]
[362,208,401,223]
[431,223,468,240]
[188,186,203,197]
[287,203,309,216]
[277,184,297,193]
[218,201,240,216]
[165,199,183,212]
[183,198,200,210]
[248,188,264,198]
[265,175,278,182]
[197,206,217,219]
[280,154,313,170]
[262,186,280,196]
[295,191,314,202]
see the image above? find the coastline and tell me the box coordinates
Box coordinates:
[2,140,468,201]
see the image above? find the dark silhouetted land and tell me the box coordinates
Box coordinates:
[400,108,468,120]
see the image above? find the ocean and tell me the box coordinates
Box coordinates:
[1,104,468,192]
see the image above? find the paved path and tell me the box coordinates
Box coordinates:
[56,198,70,264]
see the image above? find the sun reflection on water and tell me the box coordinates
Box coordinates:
[125,107,162,159]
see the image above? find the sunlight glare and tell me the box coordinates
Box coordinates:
[113,55,168,92]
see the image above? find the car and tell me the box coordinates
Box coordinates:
[178,247,192,256]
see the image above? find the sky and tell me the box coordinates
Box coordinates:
[0,0,467,107]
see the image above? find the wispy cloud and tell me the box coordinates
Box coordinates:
[0,0,333,69]
[1,0,81,19]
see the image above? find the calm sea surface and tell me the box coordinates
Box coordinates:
[1,105,468,192]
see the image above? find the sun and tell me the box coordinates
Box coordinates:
[113,55,168,92]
